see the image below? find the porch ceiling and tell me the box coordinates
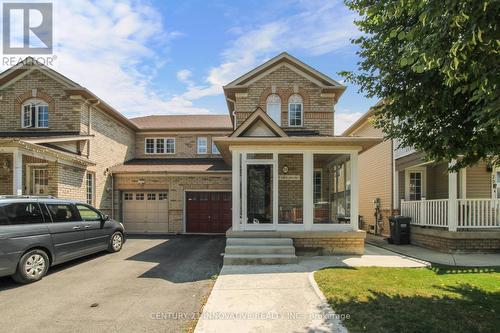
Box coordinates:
[213,136,383,164]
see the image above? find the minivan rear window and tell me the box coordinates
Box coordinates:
[0,202,45,225]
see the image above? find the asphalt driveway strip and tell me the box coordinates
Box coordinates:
[0,235,225,333]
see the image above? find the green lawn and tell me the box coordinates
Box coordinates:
[315,266,500,333]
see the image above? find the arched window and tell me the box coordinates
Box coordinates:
[21,99,49,128]
[288,94,303,127]
[266,94,281,125]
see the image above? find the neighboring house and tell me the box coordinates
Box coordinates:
[342,107,394,236]
[0,53,383,258]
[0,59,136,217]
[344,108,500,253]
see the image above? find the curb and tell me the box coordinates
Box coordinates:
[308,271,349,333]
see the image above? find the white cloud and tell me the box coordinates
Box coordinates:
[176,69,192,83]
[334,109,364,135]
[178,1,360,103]
[0,0,208,117]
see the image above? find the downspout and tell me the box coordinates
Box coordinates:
[110,170,114,219]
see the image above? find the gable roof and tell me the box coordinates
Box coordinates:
[342,100,385,136]
[224,52,345,90]
[0,57,138,130]
[131,115,233,131]
[230,107,287,138]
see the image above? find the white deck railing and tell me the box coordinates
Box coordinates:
[401,199,500,230]
[458,199,500,228]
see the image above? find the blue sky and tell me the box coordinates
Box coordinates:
[1,0,378,133]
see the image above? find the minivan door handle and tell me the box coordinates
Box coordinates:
[84,225,91,229]
[73,226,81,230]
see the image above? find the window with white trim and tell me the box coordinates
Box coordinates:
[124,193,133,200]
[197,137,208,154]
[21,99,49,128]
[409,171,423,200]
[165,138,175,154]
[266,94,281,125]
[212,141,220,155]
[86,173,94,205]
[145,138,176,154]
[288,94,303,127]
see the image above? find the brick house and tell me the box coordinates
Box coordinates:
[344,108,500,253]
[0,53,383,259]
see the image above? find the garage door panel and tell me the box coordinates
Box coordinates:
[123,191,169,232]
[186,191,232,233]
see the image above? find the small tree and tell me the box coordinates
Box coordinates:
[342,0,500,170]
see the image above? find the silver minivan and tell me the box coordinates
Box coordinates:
[0,196,125,284]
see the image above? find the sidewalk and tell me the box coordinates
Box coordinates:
[366,234,500,267]
[194,244,426,333]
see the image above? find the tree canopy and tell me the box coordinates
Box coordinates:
[342,0,499,170]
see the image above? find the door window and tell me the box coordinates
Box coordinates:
[409,171,423,200]
[0,202,45,225]
[76,204,102,221]
[31,168,49,195]
[46,204,79,222]
[247,164,273,224]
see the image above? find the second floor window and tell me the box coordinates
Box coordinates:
[197,137,208,154]
[145,138,175,154]
[266,94,281,125]
[288,94,303,127]
[22,99,49,128]
[212,141,220,155]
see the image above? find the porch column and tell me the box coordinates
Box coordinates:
[303,152,313,231]
[350,151,359,230]
[231,149,241,231]
[12,149,23,196]
[448,161,458,231]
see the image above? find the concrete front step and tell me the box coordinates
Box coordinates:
[226,237,293,246]
[225,245,295,255]
[223,254,298,265]
[224,237,297,265]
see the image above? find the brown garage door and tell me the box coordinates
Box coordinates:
[186,191,232,233]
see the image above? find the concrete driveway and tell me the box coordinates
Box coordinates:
[0,235,225,333]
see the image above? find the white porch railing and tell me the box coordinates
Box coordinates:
[401,199,500,230]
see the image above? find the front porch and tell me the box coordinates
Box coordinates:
[0,138,93,200]
[396,159,500,252]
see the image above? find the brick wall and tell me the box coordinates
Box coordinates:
[294,234,365,255]
[411,226,500,253]
[0,70,82,132]
[57,164,86,201]
[85,102,136,214]
[278,154,303,218]
[234,65,336,136]
[134,133,230,159]
[114,173,232,233]
[0,154,13,195]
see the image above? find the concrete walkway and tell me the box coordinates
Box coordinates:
[366,234,500,267]
[194,244,426,333]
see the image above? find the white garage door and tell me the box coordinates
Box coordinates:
[122,192,169,233]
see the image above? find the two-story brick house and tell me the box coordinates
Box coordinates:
[0,53,382,260]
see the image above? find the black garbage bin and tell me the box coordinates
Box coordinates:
[388,216,411,245]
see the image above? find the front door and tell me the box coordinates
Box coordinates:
[245,163,275,229]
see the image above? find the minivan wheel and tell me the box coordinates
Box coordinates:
[12,249,49,284]
[108,232,123,253]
